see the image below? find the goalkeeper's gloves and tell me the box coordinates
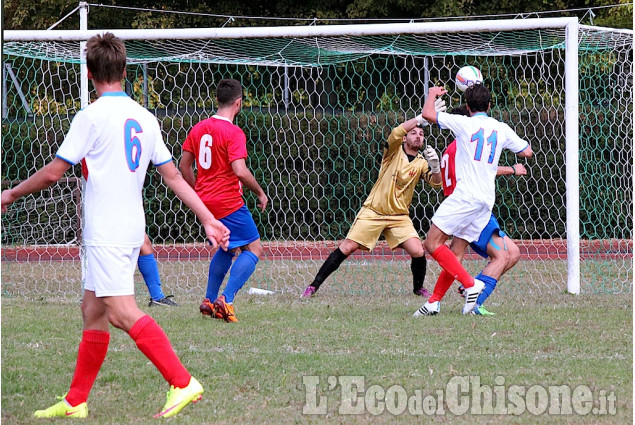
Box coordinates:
[415,97,447,127]
[434,97,447,113]
[423,145,440,173]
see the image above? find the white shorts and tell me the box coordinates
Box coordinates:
[431,196,492,243]
[84,246,140,297]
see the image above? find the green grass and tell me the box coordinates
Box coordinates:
[1,290,632,424]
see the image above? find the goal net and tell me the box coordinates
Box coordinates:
[2,19,632,299]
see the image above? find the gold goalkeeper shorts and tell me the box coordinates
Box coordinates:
[345,207,421,251]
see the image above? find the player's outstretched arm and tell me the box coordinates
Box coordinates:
[497,163,527,176]
[231,158,268,212]
[157,161,230,250]
[1,158,71,213]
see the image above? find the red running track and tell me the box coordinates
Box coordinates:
[2,239,631,262]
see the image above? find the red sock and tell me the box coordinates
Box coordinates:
[429,270,455,303]
[129,315,190,388]
[65,330,110,407]
[431,245,475,288]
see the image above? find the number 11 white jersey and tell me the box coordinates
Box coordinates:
[437,111,529,208]
[56,92,172,247]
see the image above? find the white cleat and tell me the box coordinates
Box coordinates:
[462,279,485,315]
[413,301,440,316]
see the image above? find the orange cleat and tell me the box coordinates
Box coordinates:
[213,295,238,322]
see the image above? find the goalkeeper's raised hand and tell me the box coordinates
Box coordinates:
[416,96,447,127]
[423,145,441,174]
[434,97,447,113]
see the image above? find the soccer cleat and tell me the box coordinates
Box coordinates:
[149,295,179,307]
[457,285,465,298]
[154,376,203,418]
[200,298,223,319]
[199,298,213,315]
[473,305,496,316]
[33,396,88,419]
[413,287,432,298]
[413,301,440,316]
[462,279,485,315]
[300,286,317,299]
[213,295,238,322]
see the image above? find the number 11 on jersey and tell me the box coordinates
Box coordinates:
[471,129,497,164]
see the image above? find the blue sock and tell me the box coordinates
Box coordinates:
[206,249,235,301]
[222,251,259,304]
[475,273,498,305]
[138,254,164,300]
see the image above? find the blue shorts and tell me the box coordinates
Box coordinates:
[470,214,507,259]
[220,205,261,250]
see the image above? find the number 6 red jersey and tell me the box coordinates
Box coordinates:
[182,115,248,219]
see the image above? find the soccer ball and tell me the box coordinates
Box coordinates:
[455,66,483,92]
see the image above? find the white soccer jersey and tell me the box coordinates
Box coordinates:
[56,92,172,247]
[437,111,529,208]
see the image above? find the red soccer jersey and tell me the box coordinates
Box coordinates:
[440,140,457,197]
[182,115,248,219]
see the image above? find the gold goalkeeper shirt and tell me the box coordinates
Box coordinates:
[362,124,441,216]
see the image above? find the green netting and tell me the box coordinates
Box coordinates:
[1,24,632,297]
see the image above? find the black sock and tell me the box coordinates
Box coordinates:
[411,255,427,292]
[311,248,348,290]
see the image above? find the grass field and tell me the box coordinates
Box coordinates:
[1,285,632,424]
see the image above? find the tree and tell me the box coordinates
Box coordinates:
[3,0,632,30]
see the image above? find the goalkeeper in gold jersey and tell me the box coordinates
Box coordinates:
[300,99,446,299]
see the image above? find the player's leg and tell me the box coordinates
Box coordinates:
[501,236,521,274]
[108,245,202,417]
[474,235,519,315]
[424,224,475,288]
[201,248,235,317]
[34,291,109,418]
[431,239,467,301]
[393,222,428,296]
[301,238,359,298]
[302,207,380,298]
[209,206,262,322]
[414,237,467,316]
[138,234,177,307]
[471,233,509,315]
[104,294,202,417]
[215,240,262,322]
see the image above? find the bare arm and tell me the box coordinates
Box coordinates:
[497,163,527,176]
[231,158,268,212]
[516,145,533,158]
[178,150,197,189]
[1,157,71,212]
[421,86,448,125]
[157,161,230,250]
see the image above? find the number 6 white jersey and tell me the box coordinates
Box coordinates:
[56,92,172,247]
[436,111,529,208]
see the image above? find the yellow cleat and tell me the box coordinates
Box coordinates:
[154,376,203,418]
[33,396,88,419]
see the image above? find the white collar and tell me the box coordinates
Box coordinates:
[212,114,233,123]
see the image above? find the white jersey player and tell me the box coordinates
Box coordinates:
[1,33,229,419]
[416,83,533,316]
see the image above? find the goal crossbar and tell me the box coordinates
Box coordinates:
[4,18,579,41]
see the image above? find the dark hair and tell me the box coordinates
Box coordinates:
[85,33,126,84]
[449,105,470,117]
[464,83,491,113]
[216,79,243,107]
